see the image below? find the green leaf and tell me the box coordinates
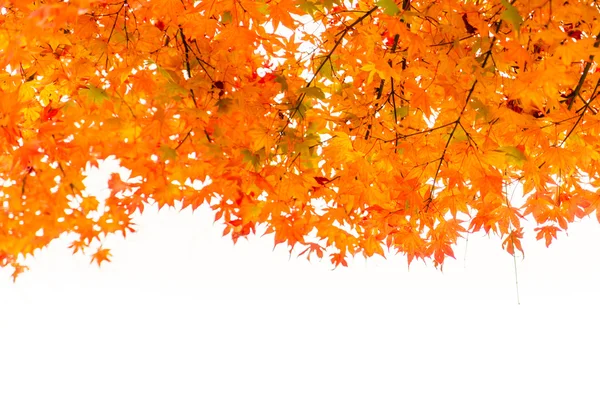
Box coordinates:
[216,98,233,113]
[242,149,261,169]
[256,1,269,14]
[159,145,177,161]
[377,0,400,16]
[275,75,288,91]
[501,0,523,32]
[320,0,335,8]
[451,125,469,143]
[82,84,108,104]
[165,81,188,96]
[295,141,310,156]
[304,132,321,147]
[157,66,180,83]
[394,106,409,119]
[319,59,334,80]
[298,86,325,100]
[278,142,289,154]
[470,97,489,121]
[221,11,232,24]
[297,102,309,117]
[499,146,527,166]
[297,0,319,15]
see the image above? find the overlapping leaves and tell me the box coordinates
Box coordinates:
[1,0,600,279]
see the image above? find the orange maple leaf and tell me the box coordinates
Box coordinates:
[90,247,112,267]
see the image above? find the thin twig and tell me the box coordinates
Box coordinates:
[567,33,600,110]
[561,79,600,146]
[425,23,499,209]
[178,27,198,108]
[511,235,521,305]
[175,130,192,149]
[282,6,379,133]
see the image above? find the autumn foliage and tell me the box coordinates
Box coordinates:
[1,0,600,279]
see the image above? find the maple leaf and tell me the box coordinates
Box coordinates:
[299,242,326,259]
[68,240,86,255]
[159,145,177,161]
[298,86,325,100]
[90,247,112,267]
[11,263,29,282]
[108,173,132,194]
[81,84,109,105]
[500,0,523,32]
[40,104,60,122]
[330,252,348,267]
[377,0,400,16]
[535,225,561,247]
[502,229,524,257]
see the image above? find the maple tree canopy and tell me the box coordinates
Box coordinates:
[1,0,600,279]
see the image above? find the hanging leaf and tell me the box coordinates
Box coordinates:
[377,0,400,16]
[501,0,523,32]
[221,11,232,24]
[298,86,325,99]
[275,75,288,91]
[394,106,409,119]
[159,145,177,161]
[81,84,109,105]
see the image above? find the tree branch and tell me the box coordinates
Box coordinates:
[567,32,600,110]
[561,78,600,146]
[283,6,379,132]
[425,23,499,209]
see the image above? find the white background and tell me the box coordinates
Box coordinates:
[1,199,599,399]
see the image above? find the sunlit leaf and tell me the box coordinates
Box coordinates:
[377,0,400,16]
[501,0,523,32]
[159,145,177,161]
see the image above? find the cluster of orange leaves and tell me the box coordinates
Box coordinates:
[1,0,600,279]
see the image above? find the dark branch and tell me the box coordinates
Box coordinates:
[283,6,379,132]
[567,32,600,110]
[561,79,600,146]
